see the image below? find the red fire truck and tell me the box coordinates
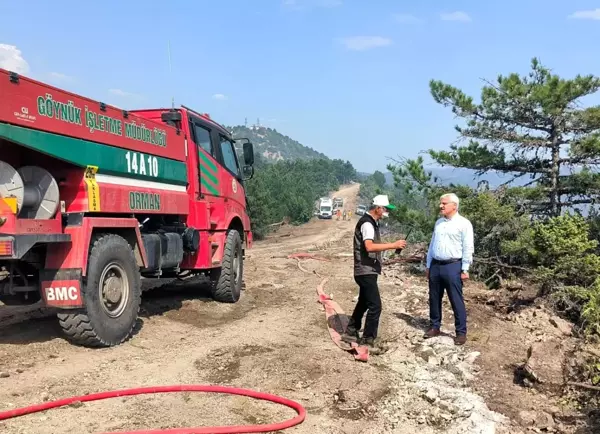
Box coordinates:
[0,68,255,347]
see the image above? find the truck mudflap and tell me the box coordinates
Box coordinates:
[40,268,83,309]
[0,234,71,259]
[245,230,253,250]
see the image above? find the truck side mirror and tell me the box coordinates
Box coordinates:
[242,165,254,180]
[243,142,255,166]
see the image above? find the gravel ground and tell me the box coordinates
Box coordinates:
[0,184,593,433]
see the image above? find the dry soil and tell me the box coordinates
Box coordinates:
[0,183,595,433]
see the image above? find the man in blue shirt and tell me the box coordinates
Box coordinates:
[424,193,474,345]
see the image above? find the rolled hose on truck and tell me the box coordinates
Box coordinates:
[0,384,307,433]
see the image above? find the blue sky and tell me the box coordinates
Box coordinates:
[2,0,600,173]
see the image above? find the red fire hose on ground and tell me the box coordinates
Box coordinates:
[0,384,306,434]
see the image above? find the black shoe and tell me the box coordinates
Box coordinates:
[423,328,441,339]
[358,337,386,355]
[341,327,359,343]
[359,336,375,347]
[454,334,467,345]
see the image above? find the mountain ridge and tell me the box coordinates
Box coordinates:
[228,125,328,162]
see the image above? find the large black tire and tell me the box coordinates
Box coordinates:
[57,233,141,347]
[211,230,243,303]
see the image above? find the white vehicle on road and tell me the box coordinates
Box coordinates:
[318,198,334,219]
[355,204,367,216]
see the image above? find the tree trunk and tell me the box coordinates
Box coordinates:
[550,128,561,217]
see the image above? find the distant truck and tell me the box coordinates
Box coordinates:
[355,204,367,216]
[333,197,343,209]
[318,198,333,219]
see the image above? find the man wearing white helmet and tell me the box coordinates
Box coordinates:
[342,195,407,350]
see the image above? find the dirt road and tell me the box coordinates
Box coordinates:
[0,184,589,433]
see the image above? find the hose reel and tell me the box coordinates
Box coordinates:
[0,161,60,219]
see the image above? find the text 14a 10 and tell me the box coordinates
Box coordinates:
[125,151,159,177]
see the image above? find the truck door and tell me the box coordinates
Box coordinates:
[190,119,221,198]
[188,116,228,233]
[216,133,246,209]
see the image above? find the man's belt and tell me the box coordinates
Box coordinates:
[431,258,461,265]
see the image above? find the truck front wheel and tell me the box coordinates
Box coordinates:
[211,230,243,303]
[57,233,141,347]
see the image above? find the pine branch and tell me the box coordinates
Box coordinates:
[519,177,543,188]
[498,172,529,187]
[567,381,600,392]
[458,124,554,148]
[474,256,533,273]
[560,198,600,206]
[558,157,600,165]
[478,77,554,133]
[434,159,552,175]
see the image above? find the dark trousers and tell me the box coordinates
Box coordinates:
[428,261,467,335]
[347,274,381,339]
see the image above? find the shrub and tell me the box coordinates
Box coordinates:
[505,213,600,335]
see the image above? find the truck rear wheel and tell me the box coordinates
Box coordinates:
[211,229,243,303]
[57,233,141,347]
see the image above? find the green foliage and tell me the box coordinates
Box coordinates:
[580,285,600,337]
[503,213,599,285]
[358,177,380,205]
[428,57,600,217]
[372,171,387,189]
[245,158,357,238]
[584,208,600,255]
[389,156,531,262]
[553,282,600,337]
[500,213,600,335]
[355,169,425,241]
[358,171,390,206]
[460,191,530,271]
[582,356,600,386]
[385,156,453,241]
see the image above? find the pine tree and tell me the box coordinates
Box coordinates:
[428,57,600,217]
[372,171,387,189]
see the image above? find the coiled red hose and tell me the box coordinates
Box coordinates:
[0,384,306,433]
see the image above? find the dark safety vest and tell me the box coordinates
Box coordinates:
[353,213,382,276]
